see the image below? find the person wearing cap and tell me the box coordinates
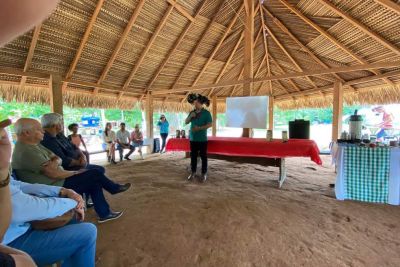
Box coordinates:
[185,94,212,183]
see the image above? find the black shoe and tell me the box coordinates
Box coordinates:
[124,156,131,161]
[98,211,123,224]
[111,159,118,164]
[200,173,207,183]
[187,173,195,181]
[86,199,94,209]
[116,183,131,194]
[107,156,111,162]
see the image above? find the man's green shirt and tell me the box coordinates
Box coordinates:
[189,108,212,142]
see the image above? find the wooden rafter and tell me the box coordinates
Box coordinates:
[208,32,244,97]
[229,26,263,96]
[20,24,42,88]
[166,0,195,21]
[263,6,346,85]
[243,0,254,98]
[95,0,146,92]
[269,53,300,92]
[121,5,174,96]
[65,0,104,81]
[259,4,272,96]
[318,0,400,57]
[151,60,400,95]
[277,0,395,87]
[265,25,319,89]
[178,2,245,103]
[143,1,207,93]
[374,0,400,14]
[171,1,227,90]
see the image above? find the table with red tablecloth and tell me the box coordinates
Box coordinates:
[166,137,322,187]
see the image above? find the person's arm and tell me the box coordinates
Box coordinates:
[79,135,88,151]
[157,121,162,126]
[9,181,77,222]
[0,120,12,242]
[40,161,76,180]
[185,111,196,125]
[192,112,212,132]
[0,0,60,46]
[41,139,77,168]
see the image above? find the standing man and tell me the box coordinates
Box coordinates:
[157,115,169,153]
[185,94,212,183]
[116,123,135,161]
[372,106,394,141]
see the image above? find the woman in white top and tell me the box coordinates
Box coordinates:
[103,122,117,164]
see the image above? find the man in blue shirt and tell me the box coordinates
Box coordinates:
[40,113,105,174]
[157,115,169,153]
[3,177,97,267]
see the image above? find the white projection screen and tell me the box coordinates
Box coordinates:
[225,96,268,129]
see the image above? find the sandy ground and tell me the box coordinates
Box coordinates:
[87,153,400,267]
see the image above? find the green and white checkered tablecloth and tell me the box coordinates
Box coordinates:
[343,146,390,203]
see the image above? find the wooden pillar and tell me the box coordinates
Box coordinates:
[49,74,63,115]
[332,81,343,141]
[145,92,154,152]
[268,96,274,131]
[212,95,217,137]
[242,0,254,137]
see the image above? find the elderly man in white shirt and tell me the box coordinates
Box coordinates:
[116,122,135,161]
[2,176,97,267]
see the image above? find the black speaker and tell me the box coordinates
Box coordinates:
[289,119,310,139]
[153,138,160,153]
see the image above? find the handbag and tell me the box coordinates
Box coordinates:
[30,210,75,231]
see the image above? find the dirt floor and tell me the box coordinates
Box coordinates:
[88,153,400,267]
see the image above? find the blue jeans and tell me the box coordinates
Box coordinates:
[63,169,120,218]
[8,222,97,267]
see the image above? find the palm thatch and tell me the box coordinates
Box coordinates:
[0,0,399,110]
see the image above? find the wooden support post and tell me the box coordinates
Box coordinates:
[49,74,63,115]
[268,96,274,131]
[212,95,217,137]
[242,0,254,138]
[332,81,343,141]
[145,92,154,152]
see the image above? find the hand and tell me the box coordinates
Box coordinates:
[0,119,12,178]
[79,155,87,167]
[59,188,84,210]
[75,206,85,222]
[190,112,196,118]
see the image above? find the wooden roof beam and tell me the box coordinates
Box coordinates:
[65,0,104,80]
[277,0,396,87]
[151,60,400,94]
[121,5,174,94]
[141,1,208,101]
[96,0,146,89]
[318,0,400,56]
[166,0,195,22]
[259,4,272,96]
[208,32,244,97]
[178,2,245,102]
[265,25,317,90]
[262,6,346,85]
[20,24,42,88]
[374,0,400,14]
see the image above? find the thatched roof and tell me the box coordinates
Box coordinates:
[0,0,399,110]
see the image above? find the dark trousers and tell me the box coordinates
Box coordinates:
[66,163,105,174]
[116,144,135,160]
[160,133,168,151]
[63,169,120,218]
[190,141,208,174]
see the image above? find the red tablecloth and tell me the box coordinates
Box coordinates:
[166,137,322,165]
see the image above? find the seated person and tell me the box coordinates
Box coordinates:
[2,176,97,267]
[67,123,89,164]
[116,123,134,161]
[40,113,105,173]
[11,118,130,223]
[103,122,117,164]
[0,119,35,267]
[131,124,144,159]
